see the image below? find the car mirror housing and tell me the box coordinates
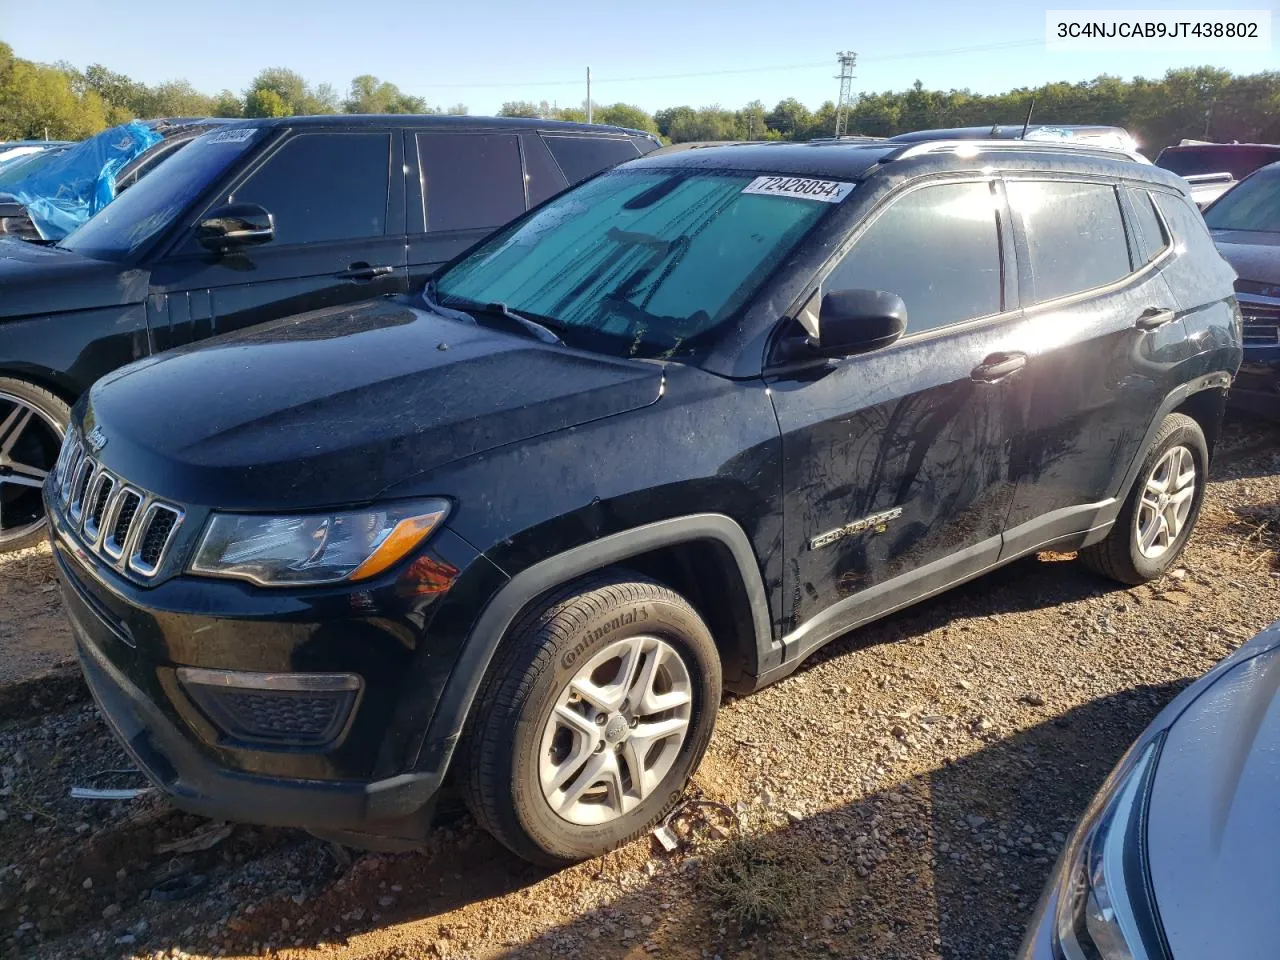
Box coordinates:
[196,203,274,252]
[814,289,908,357]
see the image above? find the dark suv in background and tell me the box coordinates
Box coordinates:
[46,138,1240,866]
[0,115,658,549]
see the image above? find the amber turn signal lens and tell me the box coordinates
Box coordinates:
[350,509,448,581]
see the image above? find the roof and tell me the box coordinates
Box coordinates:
[215,114,656,139]
[626,137,1168,183]
[889,124,1131,143]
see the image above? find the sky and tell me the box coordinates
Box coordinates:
[1,0,1275,115]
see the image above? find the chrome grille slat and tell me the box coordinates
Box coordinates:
[50,430,184,581]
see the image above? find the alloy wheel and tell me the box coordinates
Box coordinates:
[1134,444,1197,560]
[0,392,61,547]
[539,634,692,826]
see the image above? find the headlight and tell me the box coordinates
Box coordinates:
[190,499,449,586]
[1054,736,1167,960]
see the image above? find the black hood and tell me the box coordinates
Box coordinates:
[1211,228,1280,286]
[82,298,664,510]
[0,238,147,320]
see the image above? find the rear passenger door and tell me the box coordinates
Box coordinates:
[148,129,407,348]
[768,178,1027,648]
[999,178,1190,557]
[406,132,530,289]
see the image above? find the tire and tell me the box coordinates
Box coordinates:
[458,570,721,866]
[0,377,70,555]
[1080,412,1208,585]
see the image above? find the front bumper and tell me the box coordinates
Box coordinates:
[1228,343,1280,420]
[46,486,505,849]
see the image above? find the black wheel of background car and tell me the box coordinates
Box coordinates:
[458,570,721,866]
[1080,412,1209,585]
[0,378,69,554]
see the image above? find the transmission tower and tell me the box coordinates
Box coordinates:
[834,51,857,137]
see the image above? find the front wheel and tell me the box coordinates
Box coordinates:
[458,571,721,866]
[1080,412,1208,584]
[0,378,70,554]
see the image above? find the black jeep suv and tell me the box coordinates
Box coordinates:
[0,115,657,551]
[45,139,1241,865]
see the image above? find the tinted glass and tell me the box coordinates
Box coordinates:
[521,133,569,207]
[826,181,1002,334]
[417,133,524,233]
[543,135,641,185]
[60,128,268,261]
[435,169,831,360]
[1007,180,1130,303]
[230,132,389,245]
[1128,187,1168,262]
[1157,192,1227,260]
[1202,166,1280,233]
[1157,146,1280,181]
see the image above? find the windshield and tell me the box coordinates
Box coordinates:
[1157,146,1280,181]
[1203,165,1280,233]
[58,127,266,261]
[0,149,63,190]
[434,168,835,360]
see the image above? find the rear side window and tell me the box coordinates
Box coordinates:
[1127,187,1169,263]
[417,133,524,233]
[229,132,390,245]
[1007,180,1130,303]
[825,181,1003,335]
[521,133,569,207]
[542,135,641,185]
[1154,191,1223,263]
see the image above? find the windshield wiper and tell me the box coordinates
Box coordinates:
[476,302,564,345]
[421,279,479,324]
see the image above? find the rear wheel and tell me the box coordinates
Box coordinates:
[459,571,721,866]
[1080,413,1208,584]
[0,378,69,554]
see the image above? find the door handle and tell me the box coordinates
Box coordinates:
[1135,307,1176,331]
[337,262,394,281]
[971,352,1027,383]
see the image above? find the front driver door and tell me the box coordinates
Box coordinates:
[147,129,407,350]
[767,177,1029,660]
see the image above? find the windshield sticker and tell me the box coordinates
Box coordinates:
[742,176,854,203]
[206,128,258,144]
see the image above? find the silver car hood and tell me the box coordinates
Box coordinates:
[1212,229,1280,285]
[1146,643,1280,960]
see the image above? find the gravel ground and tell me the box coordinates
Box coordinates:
[0,416,1277,960]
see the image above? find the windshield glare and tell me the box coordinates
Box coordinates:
[59,128,266,261]
[435,168,833,359]
[1203,167,1280,233]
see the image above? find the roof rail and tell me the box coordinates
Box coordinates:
[885,139,1145,164]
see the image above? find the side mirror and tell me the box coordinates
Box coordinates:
[813,289,907,357]
[196,203,274,252]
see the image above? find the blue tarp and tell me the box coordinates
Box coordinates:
[2,121,164,240]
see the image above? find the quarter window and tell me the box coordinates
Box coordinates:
[1127,187,1169,263]
[417,133,525,233]
[229,133,390,245]
[825,181,1003,335]
[542,135,641,186]
[1006,180,1130,304]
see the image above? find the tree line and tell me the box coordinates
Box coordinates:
[1,42,1276,154]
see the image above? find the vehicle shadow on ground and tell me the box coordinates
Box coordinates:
[489,679,1185,960]
[1212,415,1280,483]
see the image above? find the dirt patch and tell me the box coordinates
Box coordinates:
[2,418,1278,960]
[0,542,75,688]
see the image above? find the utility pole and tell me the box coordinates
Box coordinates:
[587,67,592,124]
[834,51,857,137]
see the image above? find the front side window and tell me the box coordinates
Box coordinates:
[418,133,524,233]
[1007,180,1131,304]
[434,168,834,359]
[1202,166,1280,233]
[825,181,1003,334]
[59,128,267,261]
[228,132,390,245]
